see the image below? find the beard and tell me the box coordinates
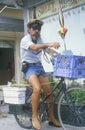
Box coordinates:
[31,33,40,44]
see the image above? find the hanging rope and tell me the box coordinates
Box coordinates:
[58,0,64,28]
[58,0,68,51]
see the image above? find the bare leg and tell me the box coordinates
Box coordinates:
[29,74,41,130]
[39,75,61,127]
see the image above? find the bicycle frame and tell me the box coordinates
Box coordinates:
[40,77,80,121]
[42,77,66,103]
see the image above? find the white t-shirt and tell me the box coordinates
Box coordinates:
[20,34,43,63]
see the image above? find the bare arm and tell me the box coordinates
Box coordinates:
[29,42,60,51]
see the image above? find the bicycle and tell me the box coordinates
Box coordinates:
[9,54,85,130]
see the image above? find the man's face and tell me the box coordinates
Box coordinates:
[28,28,40,36]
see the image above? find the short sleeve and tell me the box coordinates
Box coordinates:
[20,34,33,50]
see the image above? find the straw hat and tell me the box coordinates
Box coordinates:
[27,19,43,27]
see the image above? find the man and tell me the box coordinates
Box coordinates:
[20,19,61,130]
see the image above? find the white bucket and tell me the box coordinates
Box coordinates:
[3,87,26,104]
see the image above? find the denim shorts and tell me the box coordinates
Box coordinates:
[24,65,47,79]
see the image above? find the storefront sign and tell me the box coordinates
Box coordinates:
[61,0,85,10]
[36,0,85,19]
[36,0,59,19]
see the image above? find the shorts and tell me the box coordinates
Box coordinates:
[24,65,47,79]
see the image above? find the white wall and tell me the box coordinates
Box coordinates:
[41,5,85,56]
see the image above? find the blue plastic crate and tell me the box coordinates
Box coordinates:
[53,54,85,78]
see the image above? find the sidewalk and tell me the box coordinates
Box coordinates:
[0,115,63,130]
[0,104,85,130]
[0,105,63,130]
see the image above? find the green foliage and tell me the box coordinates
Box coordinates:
[49,77,85,105]
[70,89,85,105]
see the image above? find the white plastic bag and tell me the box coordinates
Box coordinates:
[41,51,53,73]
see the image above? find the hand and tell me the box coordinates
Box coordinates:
[50,42,60,49]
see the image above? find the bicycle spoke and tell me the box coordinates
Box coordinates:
[15,113,32,128]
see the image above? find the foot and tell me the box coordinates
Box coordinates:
[32,118,41,130]
[49,118,61,127]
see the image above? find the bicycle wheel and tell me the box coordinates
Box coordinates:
[58,86,85,130]
[14,86,33,129]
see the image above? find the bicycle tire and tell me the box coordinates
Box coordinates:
[58,86,85,130]
[14,86,33,129]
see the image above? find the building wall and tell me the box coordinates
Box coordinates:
[0,5,24,85]
[0,0,85,85]
[0,31,23,85]
[41,4,85,55]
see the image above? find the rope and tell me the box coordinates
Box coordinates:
[12,81,57,87]
[58,0,67,51]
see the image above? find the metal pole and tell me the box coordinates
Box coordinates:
[23,6,29,35]
[63,38,67,51]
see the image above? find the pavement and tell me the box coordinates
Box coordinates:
[0,104,63,130]
[0,88,62,130]
[0,104,85,130]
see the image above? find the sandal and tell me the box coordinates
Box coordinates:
[48,118,61,127]
[32,118,41,130]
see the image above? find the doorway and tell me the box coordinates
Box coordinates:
[0,48,14,85]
